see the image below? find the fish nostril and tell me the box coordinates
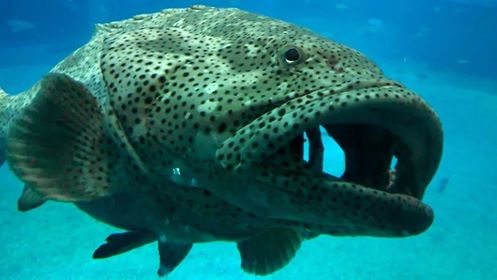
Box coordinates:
[327,59,340,70]
[333,65,344,73]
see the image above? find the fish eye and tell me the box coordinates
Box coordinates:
[284,47,302,64]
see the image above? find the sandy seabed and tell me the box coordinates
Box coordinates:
[0,59,496,280]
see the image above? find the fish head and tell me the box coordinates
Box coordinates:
[100,7,442,237]
[101,7,385,157]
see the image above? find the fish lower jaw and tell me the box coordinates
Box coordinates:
[253,163,434,237]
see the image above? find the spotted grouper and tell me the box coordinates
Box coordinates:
[0,5,443,276]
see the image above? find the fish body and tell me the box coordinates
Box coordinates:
[0,6,443,276]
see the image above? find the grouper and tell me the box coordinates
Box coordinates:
[0,5,443,276]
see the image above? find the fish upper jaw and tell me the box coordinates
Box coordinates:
[214,81,443,237]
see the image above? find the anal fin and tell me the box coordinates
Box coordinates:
[237,228,302,275]
[93,231,155,259]
[6,73,120,202]
[157,238,193,277]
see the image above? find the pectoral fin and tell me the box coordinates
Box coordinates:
[6,73,121,202]
[93,231,155,259]
[157,239,193,276]
[17,184,47,211]
[237,228,302,275]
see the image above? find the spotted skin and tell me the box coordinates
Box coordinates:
[92,6,441,235]
[0,5,443,275]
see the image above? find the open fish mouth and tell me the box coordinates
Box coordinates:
[217,80,443,236]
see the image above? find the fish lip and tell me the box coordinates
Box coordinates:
[217,81,443,202]
[299,193,434,237]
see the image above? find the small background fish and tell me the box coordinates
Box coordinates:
[435,176,450,194]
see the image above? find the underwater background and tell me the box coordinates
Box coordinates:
[0,0,496,279]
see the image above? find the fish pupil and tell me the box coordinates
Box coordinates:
[284,48,301,63]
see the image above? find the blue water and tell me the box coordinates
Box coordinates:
[1,1,496,279]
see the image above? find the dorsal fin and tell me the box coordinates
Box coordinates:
[6,73,121,201]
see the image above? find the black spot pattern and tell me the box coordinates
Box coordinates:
[4,6,441,256]
[96,7,392,180]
